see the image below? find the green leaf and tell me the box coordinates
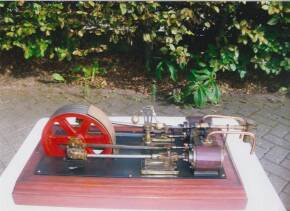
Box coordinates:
[155,61,164,80]
[194,73,210,81]
[229,63,236,71]
[83,67,92,78]
[211,82,221,104]
[194,86,206,107]
[278,87,288,95]
[183,84,195,97]
[88,1,95,7]
[239,70,246,79]
[261,4,269,10]
[206,89,215,103]
[188,69,197,81]
[55,48,70,61]
[204,22,211,28]
[198,62,207,67]
[171,27,178,35]
[169,44,175,51]
[143,33,151,42]
[119,3,127,15]
[167,63,177,81]
[267,16,279,25]
[38,39,49,57]
[4,17,13,23]
[52,73,65,82]
[23,45,34,59]
[213,6,220,13]
[72,65,82,73]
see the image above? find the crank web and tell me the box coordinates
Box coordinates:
[41,105,115,157]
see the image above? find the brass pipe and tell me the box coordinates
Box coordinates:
[201,115,247,125]
[194,123,250,130]
[205,130,256,154]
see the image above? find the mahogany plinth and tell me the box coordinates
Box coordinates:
[13,141,247,210]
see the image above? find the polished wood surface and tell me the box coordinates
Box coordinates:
[13,122,247,210]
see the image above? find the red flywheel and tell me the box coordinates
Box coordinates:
[41,104,115,157]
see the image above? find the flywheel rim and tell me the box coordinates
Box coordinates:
[41,104,115,157]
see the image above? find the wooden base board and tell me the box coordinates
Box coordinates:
[13,142,247,210]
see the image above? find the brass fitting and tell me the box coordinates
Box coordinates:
[66,137,87,160]
[144,124,151,144]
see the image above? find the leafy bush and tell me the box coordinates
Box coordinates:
[0,2,289,106]
[52,60,107,97]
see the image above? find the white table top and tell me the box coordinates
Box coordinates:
[0,117,286,211]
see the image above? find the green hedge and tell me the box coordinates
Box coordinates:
[0,2,289,106]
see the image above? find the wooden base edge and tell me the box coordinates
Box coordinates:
[13,140,247,210]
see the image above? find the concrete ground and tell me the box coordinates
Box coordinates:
[0,83,290,210]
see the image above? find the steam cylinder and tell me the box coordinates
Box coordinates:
[192,145,223,171]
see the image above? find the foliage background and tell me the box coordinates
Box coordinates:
[0,2,289,106]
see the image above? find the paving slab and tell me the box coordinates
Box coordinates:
[0,84,290,210]
[271,124,290,138]
[268,174,288,193]
[281,158,290,170]
[280,192,290,211]
[264,146,289,164]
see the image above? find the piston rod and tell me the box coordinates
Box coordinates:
[86,143,184,150]
[87,153,185,159]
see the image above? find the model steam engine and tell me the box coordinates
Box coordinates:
[38,104,256,178]
[13,104,257,209]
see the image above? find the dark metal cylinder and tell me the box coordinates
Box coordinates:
[193,145,223,171]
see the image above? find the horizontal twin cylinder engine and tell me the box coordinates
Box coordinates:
[41,104,255,175]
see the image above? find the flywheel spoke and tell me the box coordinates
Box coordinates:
[77,119,91,135]
[59,119,77,136]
